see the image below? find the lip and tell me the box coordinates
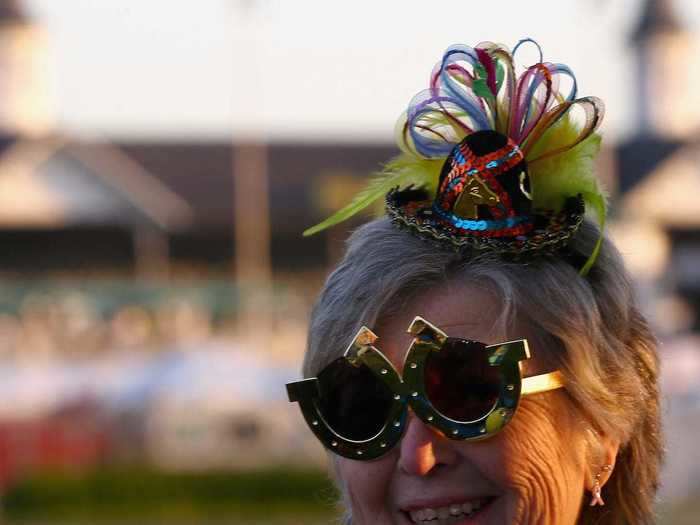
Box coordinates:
[400,494,496,513]
[400,495,498,524]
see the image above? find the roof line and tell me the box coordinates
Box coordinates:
[0,135,194,231]
[66,141,194,231]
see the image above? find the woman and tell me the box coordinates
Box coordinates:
[287,40,662,524]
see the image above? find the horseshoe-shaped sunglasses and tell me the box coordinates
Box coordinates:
[286,317,565,460]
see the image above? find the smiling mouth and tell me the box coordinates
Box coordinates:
[405,497,495,524]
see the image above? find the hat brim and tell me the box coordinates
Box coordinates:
[386,187,584,256]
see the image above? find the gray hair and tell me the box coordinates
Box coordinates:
[304,217,661,525]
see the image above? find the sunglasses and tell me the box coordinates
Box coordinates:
[286,316,565,460]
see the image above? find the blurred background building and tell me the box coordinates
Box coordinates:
[0,0,698,521]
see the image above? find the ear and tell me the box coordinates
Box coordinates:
[585,431,620,491]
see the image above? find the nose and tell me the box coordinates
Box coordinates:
[398,412,458,476]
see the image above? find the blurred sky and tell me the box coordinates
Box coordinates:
[23,0,700,142]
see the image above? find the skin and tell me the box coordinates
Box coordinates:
[335,280,618,525]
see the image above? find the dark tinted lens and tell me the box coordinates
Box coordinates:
[316,357,395,441]
[424,339,500,422]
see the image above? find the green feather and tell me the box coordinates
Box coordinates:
[579,190,606,275]
[303,154,442,237]
[526,117,607,275]
[473,63,492,101]
[527,119,602,210]
[495,61,505,93]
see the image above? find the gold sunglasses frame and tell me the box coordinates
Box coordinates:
[287,316,564,460]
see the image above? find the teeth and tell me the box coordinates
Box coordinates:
[409,499,486,523]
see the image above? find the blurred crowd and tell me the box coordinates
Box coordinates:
[0,276,324,490]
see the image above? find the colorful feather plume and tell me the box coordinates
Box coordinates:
[304,39,607,274]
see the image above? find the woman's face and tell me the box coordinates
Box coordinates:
[334,281,589,525]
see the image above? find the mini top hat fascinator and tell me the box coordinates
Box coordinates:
[305,39,607,275]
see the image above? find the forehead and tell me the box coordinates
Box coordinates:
[374,280,507,369]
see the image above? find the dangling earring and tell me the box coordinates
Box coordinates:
[589,464,612,506]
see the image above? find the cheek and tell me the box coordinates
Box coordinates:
[336,454,396,522]
[484,397,587,523]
